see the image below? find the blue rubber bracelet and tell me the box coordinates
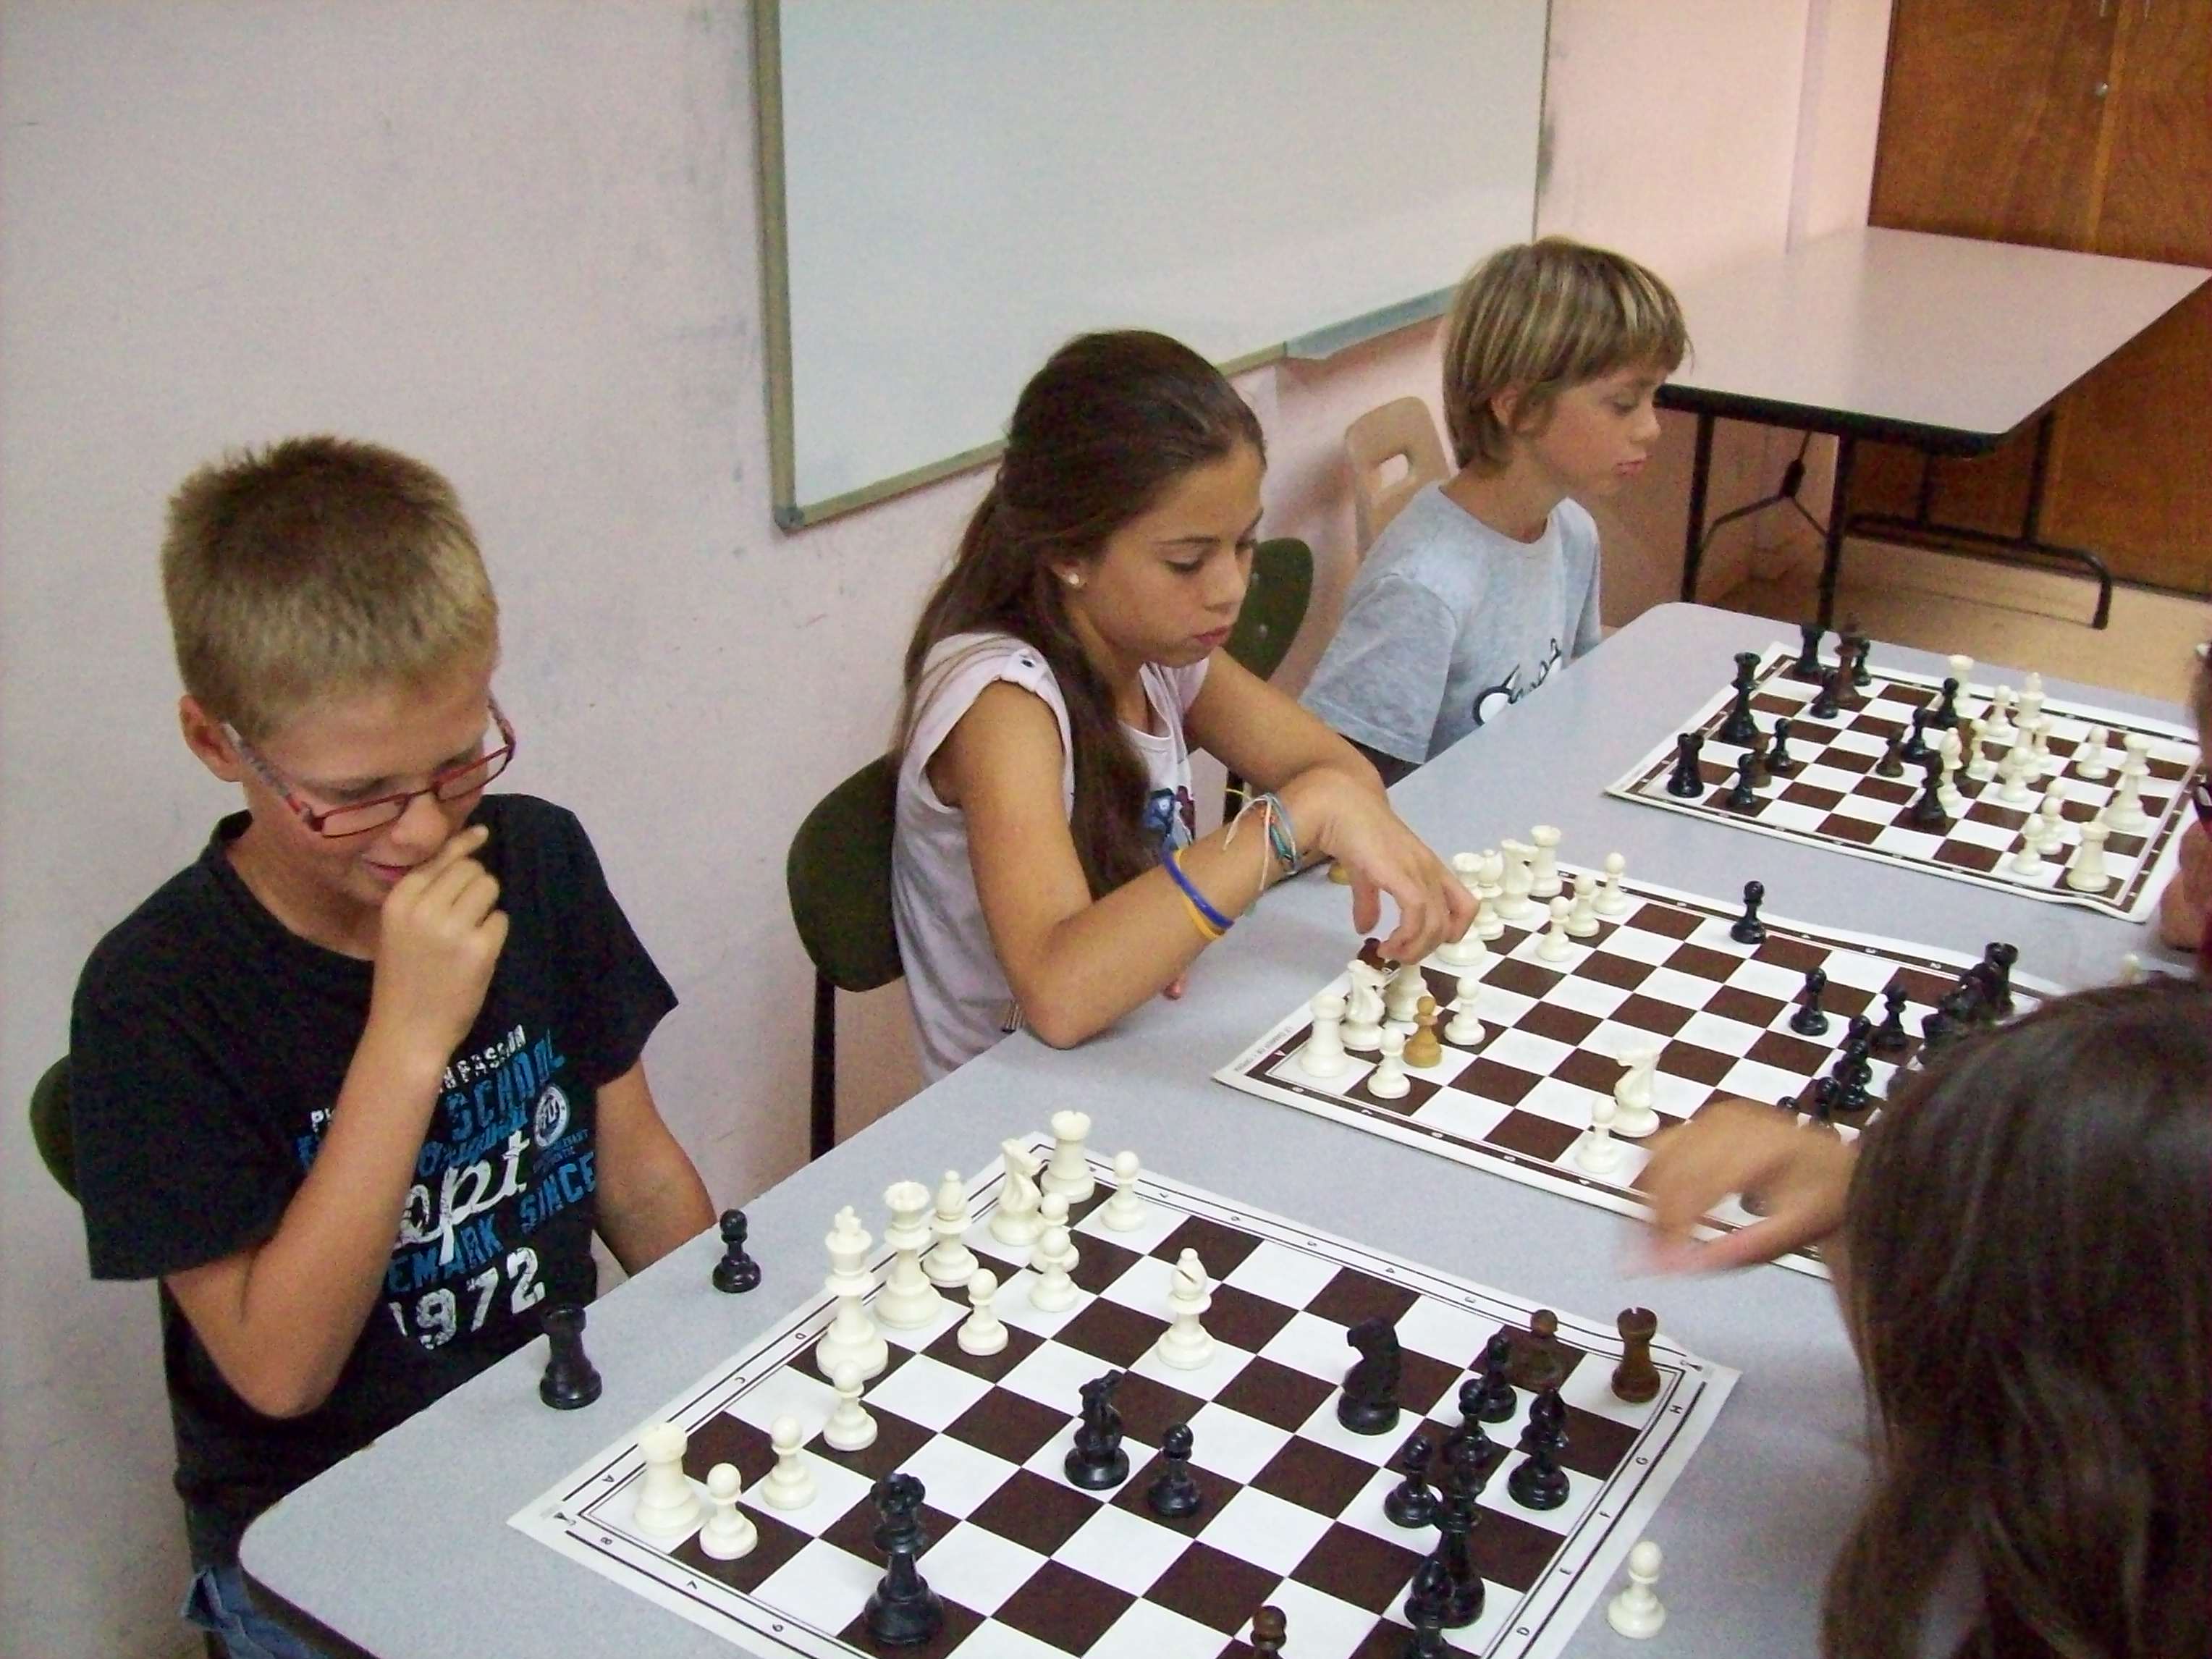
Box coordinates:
[1164,848,1236,934]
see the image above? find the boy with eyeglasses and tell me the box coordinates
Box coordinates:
[69,437,714,1659]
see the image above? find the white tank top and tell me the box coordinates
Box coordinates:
[892,631,1208,1080]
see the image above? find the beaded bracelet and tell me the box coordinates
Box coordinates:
[1164,847,1235,937]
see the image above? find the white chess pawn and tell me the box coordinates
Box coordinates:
[1536,895,1575,962]
[2008,824,2046,878]
[1100,1151,1146,1230]
[2120,952,2148,985]
[1576,1094,1623,1173]
[2106,743,2150,833]
[1527,824,1563,899]
[1154,1248,1215,1370]
[823,1362,879,1451]
[1474,850,1506,940]
[957,1268,1009,1356]
[2074,725,2112,781]
[1445,976,1483,1046]
[1367,1028,1411,1099]
[1611,1047,1662,1139]
[875,1181,949,1329]
[1606,1540,1666,1639]
[1027,1223,1078,1311]
[816,1207,888,1381]
[1593,851,1631,917]
[1564,876,1600,938]
[2032,788,2069,856]
[1986,685,2018,746]
[1299,992,1350,1078]
[1947,653,1977,714]
[2064,819,2111,893]
[1997,742,2034,805]
[989,1141,1045,1248]
[1936,730,1965,815]
[761,1415,817,1511]
[1964,716,1997,784]
[698,1462,759,1561]
[1043,1108,1095,1203]
[2027,715,2056,774]
[921,1170,979,1287]
[632,1421,703,1540]
[1438,852,1488,966]
[1035,1191,1078,1272]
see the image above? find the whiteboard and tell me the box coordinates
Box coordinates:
[756,0,1549,525]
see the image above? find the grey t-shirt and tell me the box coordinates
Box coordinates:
[1301,482,1603,764]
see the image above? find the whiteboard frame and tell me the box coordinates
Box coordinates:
[751,0,1548,529]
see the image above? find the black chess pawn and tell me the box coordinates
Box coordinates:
[1518,1309,1568,1394]
[1870,983,1912,1055]
[538,1303,602,1411]
[1666,730,1707,798]
[1469,1333,1517,1422]
[1932,677,1962,730]
[1846,632,1874,690]
[1249,1607,1287,1658]
[1441,1377,1496,1470]
[1731,879,1768,945]
[1792,622,1825,680]
[1506,1440,1570,1511]
[1899,708,1933,764]
[1790,967,1830,1036]
[1875,732,1906,778]
[1907,753,1950,830]
[1746,730,1775,788]
[1336,1316,1402,1435]
[1432,1490,1485,1628]
[1768,716,1801,776]
[1919,999,1958,1060]
[1833,1016,1875,1113]
[1718,651,1762,743]
[1065,1370,1130,1489]
[1401,1555,1453,1658]
[712,1209,761,1294]
[1145,1422,1204,1519]
[1980,942,2019,1016]
[862,1473,945,1647]
[1807,1075,1843,1132]
[1808,664,1844,721]
[1726,754,1761,812]
[1385,1433,1440,1528]
[1519,1386,1567,1452]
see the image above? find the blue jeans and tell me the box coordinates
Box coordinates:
[182,1562,326,1659]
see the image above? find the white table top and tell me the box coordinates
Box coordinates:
[240,603,2184,1658]
[1658,227,2208,449]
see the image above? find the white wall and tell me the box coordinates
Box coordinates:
[0,4,1887,1652]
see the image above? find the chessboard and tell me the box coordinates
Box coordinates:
[1214,866,2058,1279]
[511,1138,1736,1659]
[1603,641,2201,921]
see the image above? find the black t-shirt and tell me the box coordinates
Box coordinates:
[70,793,675,1566]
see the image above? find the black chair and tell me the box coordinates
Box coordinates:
[1223,536,1316,819]
[785,754,903,1160]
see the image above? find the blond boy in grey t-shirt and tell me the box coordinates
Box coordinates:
[1304,238,1687,782]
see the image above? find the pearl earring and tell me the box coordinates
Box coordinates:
[1063,572,1084,589]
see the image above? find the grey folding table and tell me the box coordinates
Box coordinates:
[1660,226,2209,631]
[239,603,2179,1658]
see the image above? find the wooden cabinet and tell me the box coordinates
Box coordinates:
[1849,0,2212,594]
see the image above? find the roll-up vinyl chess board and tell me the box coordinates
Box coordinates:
[512,1138,1735,1659]
[1604,642,2200,920]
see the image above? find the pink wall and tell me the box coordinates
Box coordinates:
[0,4,1889,1652]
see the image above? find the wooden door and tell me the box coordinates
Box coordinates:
[2041,0,2212,591]
[1848,0,2212,596]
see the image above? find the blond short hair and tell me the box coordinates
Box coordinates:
[1441,237,1688,470]
[161,436,498,740]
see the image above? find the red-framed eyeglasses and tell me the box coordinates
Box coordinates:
[225,698,518,838]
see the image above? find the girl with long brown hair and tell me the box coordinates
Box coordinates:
[892,331,1474,1078]
[1641,979,2211,1658]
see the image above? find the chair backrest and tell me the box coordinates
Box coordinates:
[787,753,903,995]
[30,1055,77,1202]
[1227,538,1314,683]
[1345,397,1451,554]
